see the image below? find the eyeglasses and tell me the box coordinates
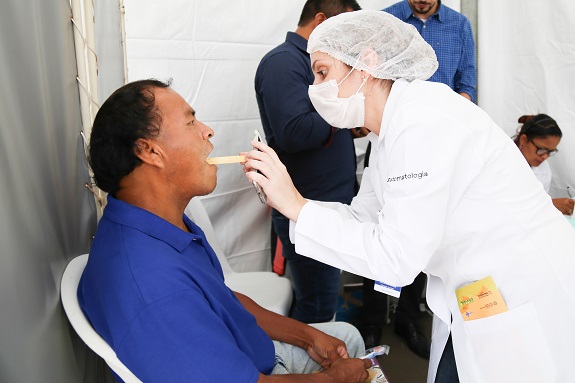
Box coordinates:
[529,139,558,157]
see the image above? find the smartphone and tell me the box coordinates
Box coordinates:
[251,130,267,204]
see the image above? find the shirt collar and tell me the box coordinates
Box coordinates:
[377,78,410,143]
[286,31,309,55]
[104,195,202,253]
[435,1,446,22]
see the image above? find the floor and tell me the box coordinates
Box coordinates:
[374,312,432,383]
[337,273,432,383]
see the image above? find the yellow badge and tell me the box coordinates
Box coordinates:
[455,276,508,321]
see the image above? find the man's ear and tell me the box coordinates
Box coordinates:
[361,49,378,70]
[314,12,327,26]
[134,138,164,167]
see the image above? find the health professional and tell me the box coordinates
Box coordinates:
[243,10,575,383]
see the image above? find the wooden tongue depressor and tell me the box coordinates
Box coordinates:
[206,155,246,165]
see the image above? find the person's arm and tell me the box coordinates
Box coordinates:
[234,292,372,383]
[245,106,477,287]
[257,358,372,383]
[256,52,333,153]
[453,19,477,103]
[111,291,267,383]
[552,197,574,215]
[235,292,347,366]
[351,127,370,138]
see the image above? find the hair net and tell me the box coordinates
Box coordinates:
[307,10,438,81]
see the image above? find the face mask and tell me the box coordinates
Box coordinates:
[308,68,368,129]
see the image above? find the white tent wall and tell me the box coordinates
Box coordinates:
[95,0,127,113]
[123,1,308,272]
[0,1,107,382]
[478,0,575,199]
[123,0,462,273]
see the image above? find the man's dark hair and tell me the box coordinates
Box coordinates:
[298,0,361,26]
[88,79,171,195]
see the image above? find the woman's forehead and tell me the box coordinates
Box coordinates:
[532,135,561,148]
[311,52,341,69]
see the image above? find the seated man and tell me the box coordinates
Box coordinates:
[78,79,372,383]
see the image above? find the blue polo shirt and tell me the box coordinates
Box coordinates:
[255,32,356,203]
[78,196,274,382]
[384,1,477,102]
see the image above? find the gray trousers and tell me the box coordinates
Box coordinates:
[271,322,365,374]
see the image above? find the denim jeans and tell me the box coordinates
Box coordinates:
[271,322,365,374]
[435,334,459,383]
[395,272,427,323]
[272,210,341,324]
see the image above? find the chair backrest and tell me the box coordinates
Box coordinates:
[185,198,293,315]
[184,198,234,274]
[60,254,142,383]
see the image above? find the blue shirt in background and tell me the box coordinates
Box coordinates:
[78,196,274,383]
[385,1,477,102]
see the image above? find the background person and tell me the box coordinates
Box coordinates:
[360,0,478,356]
[254,0,362,324]
[514,113,574,215]
[244,10,575,383]
[384,0,476,102]
[78,79,371,383]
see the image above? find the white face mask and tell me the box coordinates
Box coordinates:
[308,68,368,129]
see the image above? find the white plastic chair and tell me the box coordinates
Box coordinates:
[61,254,142,383]
[185,198,293,316]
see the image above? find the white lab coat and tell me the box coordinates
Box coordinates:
[532,160,552,193]
[292,79,575,382]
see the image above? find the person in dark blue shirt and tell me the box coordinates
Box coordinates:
[78,79,370,383]
[255,0,363,325]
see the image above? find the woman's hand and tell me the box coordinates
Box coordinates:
[351,127,370,139]
[242,141,307,221]
[552,197,574,215]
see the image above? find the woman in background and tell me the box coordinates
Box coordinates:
[514,114,574,215]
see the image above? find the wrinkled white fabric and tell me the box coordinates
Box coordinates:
[532,160,552,193]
